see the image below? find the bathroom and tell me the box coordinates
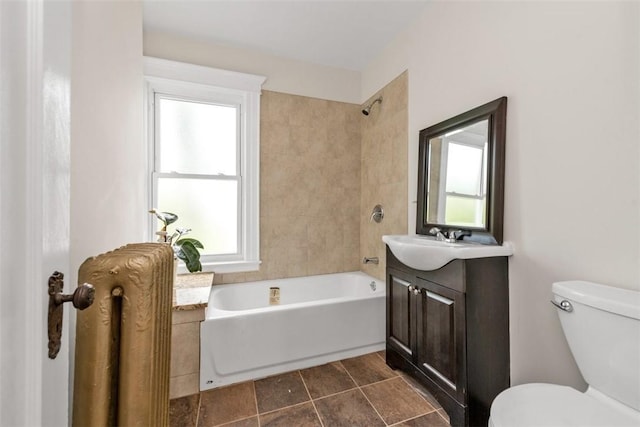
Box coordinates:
[1,1,638,426]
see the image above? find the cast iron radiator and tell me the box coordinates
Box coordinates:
[73,243,174,426]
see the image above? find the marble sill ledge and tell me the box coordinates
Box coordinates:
[172,272,214,311]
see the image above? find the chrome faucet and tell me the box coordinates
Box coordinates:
[429,227,471,243]
[363,257,379,265]
[429,227,450,242]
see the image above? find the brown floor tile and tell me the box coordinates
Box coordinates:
[169,393,200,427]
[259,402,322,427]
[315,389,385,427]
[254,371,310,413]
[340,353,398,386]
[197,382,256,427]
[186,352,449,427]
[300,362,356,398]
[393,412,449,427]
[437,409,449,423]
[376,350,386,360]
[362,377,434,425]
[218,417,259,427]
[400,373,442,409]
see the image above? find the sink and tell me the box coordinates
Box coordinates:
[382,234,514,271]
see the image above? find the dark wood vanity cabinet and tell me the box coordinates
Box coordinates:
[386,247,510,427]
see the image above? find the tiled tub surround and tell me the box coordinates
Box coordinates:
[171,308,205,399]
[361,72,409,281]
[170,352,450,427]
[171,273,214,399]
[214,91,362,285]
[216,78,409,286]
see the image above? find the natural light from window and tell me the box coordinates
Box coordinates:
[158,98,237,175]
[156,97,240,256]
[145,56,265,273]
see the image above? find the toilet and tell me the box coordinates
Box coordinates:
[489,280,640,426]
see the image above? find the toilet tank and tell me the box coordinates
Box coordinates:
[552,281,640,412]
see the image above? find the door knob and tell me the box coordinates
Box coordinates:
[47,271,95,359]
[51,281,95,309]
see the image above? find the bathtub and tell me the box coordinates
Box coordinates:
[200,271,385,390]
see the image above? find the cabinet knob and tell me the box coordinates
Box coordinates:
[408,285,414,292]
[413,288,420,295]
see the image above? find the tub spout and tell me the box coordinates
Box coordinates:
[363,257,379,265]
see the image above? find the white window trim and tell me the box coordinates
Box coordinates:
[144,57,265,273]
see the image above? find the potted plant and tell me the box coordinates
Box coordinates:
[149,209,204,273]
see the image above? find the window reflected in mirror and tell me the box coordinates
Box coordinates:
[426,119,488,228]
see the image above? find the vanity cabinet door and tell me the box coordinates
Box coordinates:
[386,268,416,362]
[416,278,466,403]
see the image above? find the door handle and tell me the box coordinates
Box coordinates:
[47,271,95,359]
[407,285,421,295]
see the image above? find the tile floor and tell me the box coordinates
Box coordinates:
[170,351,451,427]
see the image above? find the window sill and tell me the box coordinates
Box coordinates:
[176,260,261,275]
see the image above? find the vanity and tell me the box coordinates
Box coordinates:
[385,97,512,426]
[384,237,511,426]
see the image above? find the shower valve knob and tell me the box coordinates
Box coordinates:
[370,204,384,223]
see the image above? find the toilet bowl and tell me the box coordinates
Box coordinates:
[490,384,640,426]
[489,281,640,426]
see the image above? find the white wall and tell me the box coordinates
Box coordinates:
[144,31,361,104]
[362,1,640,389]
[71,1,145,269]
[70,0,144,406]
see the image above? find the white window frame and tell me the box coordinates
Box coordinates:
[144,57,265,273]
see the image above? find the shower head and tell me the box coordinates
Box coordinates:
[362,96,382,116]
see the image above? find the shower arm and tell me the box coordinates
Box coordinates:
[362,96,383,116]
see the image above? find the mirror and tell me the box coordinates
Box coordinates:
[417,97,507,244]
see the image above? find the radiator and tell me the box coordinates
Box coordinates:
[73,243,174,427]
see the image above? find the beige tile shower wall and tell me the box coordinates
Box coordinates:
[360,72,409,280]
[215,91,361,284]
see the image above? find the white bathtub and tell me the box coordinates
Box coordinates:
[200,271,385,390]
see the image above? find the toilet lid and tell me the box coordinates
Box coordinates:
[490,383,640,427]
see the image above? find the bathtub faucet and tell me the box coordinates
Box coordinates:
[362,257,379,265]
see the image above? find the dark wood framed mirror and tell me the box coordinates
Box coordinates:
[417,97,507,244]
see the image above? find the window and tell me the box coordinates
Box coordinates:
[144,57,265,273]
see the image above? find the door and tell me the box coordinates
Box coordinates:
[0,1,71,425]
[415,278,466,403]
[386,268,416,361]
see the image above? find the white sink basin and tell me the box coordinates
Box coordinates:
[382,234,514,271]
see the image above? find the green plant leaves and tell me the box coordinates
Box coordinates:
[176,237,204,249]
[151,209,203,273]
[175,238,203,273]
